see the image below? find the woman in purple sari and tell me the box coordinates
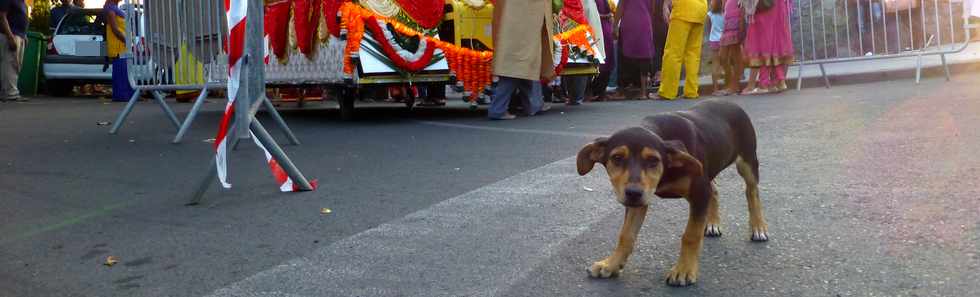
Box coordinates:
[614,0,655,99]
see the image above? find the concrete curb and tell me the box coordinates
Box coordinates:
[692,42,980,94]
[788,60,980,90]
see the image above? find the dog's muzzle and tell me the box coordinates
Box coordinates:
[623,186,645,207]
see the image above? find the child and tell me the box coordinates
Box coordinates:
[706,0,726,95]
[716,0,745,95]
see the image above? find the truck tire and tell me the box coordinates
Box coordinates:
[339,87,356,121]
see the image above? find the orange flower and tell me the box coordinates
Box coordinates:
[340,1,575,94]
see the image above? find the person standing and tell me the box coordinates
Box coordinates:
[613,0,655,99]
[716,0,745,95]
[656,0,708,99]
[563,0,599,106]
[587,0,615,101]
[105,0,134,101]
[741,0,794,94]
[489,0,554,120]
[706,0,725,95]
[0,0,27,102]
[650,0,669,89]
[50,0,75,32]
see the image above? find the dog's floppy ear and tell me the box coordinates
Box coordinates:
[576,137,608,175]
[664,140,703,177]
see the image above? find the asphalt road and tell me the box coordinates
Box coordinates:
[1,74,978,297]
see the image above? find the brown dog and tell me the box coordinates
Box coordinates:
[577,99,768,286]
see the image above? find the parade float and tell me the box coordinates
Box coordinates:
[259,0,603,119]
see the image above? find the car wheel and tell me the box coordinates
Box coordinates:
[47,80,74,97]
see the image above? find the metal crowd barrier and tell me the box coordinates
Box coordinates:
[791,0,972,88]
[109,0,300,145]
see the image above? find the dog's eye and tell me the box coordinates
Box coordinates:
[645,158,660,166]
[611,155,624,163]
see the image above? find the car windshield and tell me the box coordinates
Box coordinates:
[57,10,105,36]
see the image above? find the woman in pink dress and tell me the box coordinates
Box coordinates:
[740,0,794,94]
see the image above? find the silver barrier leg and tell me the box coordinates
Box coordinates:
[109,89,142,134]
[819,63,830,88]
[261,95,301,145]
[172,87,210,144]
[188,0,314,205]
[153,90,182,130]
[250,119,315,190]
[940,54,951,81]
[915,53,923,84]
[796,64,805,90]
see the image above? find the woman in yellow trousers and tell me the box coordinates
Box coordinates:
[656,0,707,100]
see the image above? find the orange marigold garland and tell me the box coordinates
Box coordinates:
[431,40,493,100]
[555,24,595,57]
[340,2,494,97]
[339,2,594,99]
[340,3,366,75]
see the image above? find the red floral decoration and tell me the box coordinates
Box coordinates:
[322,0,343,37]
[560,0,588,26]
[394,0,445,29]
[553,44,570,76]
[338,2,590,101]
[293,0,322,58]
[264,0,291,63]
[364,16,437,72]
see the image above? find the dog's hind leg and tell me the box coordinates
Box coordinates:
[588,206,648,278]
[736,154,768,242]
[704,183,722,237]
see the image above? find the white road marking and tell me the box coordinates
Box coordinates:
[207,157,620,297]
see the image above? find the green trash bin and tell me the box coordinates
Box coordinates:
[16,31,46,97]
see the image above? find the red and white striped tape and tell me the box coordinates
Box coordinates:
[215,0,314,192]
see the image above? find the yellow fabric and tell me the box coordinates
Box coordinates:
[451,1,494,49]
[106,14,127,58]
[657,19,704,99]
[670,0,707,24]
[175,43,205,95]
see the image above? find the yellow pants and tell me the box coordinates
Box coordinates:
[657,19,704,99]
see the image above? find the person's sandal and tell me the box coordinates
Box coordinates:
[712,89,732,96]
[742,87,769,95]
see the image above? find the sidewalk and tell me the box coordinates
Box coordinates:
[448,42,980,99]
[696,41,980,89]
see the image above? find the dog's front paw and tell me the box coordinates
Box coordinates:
[751,225,769,242]
[587,258,623,278]
[665,263,698,286]
[704,224,722,237]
